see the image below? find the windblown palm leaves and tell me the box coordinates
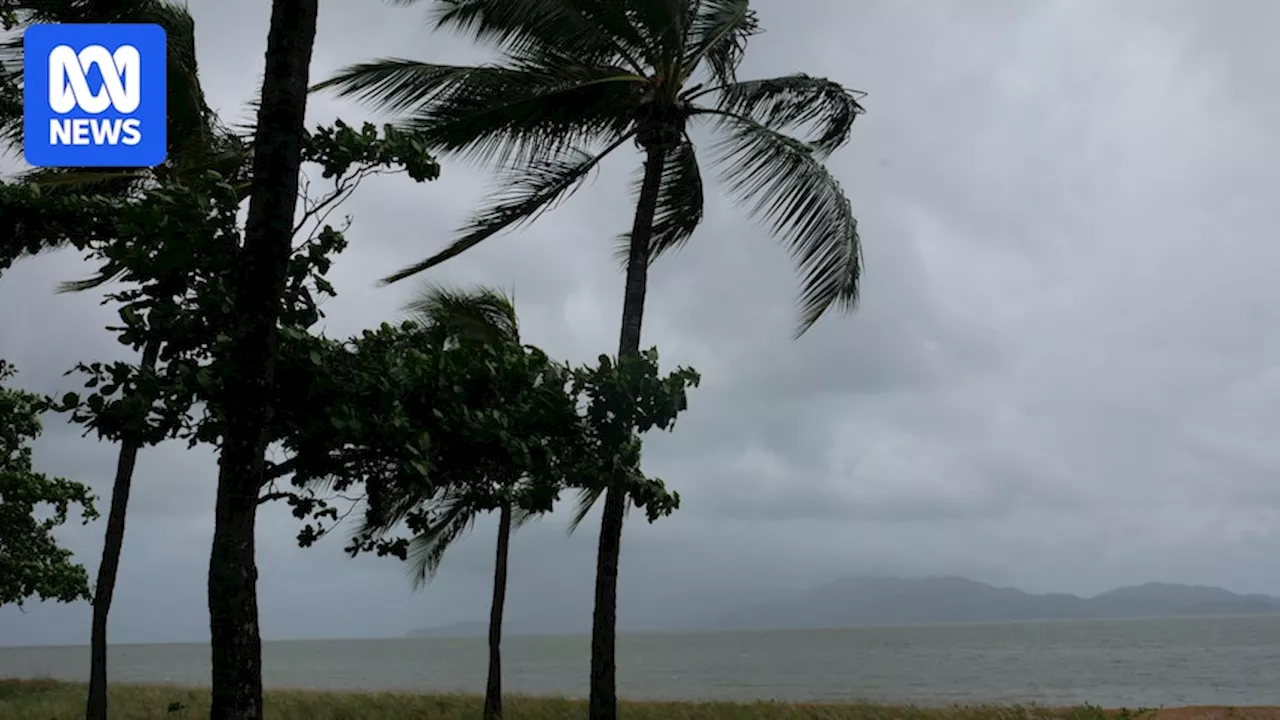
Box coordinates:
[358,473,542,591]
[407,283,523,348]
[317,0,866,336]
[357,283,539,588]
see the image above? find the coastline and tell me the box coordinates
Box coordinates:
[3,680,1280,720]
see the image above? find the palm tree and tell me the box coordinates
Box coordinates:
[0,4,242,718]
[361,284,563,720]
[206,0,317,717]
[316,2,866,716]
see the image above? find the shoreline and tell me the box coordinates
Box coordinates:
[4,680,1280,719]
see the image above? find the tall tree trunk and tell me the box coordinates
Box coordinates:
[588,144,668,720]
[483,503,514,720]
[207,1,316,718]
[84,339,160,720]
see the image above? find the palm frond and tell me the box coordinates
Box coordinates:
[57,269,122,293]
[511,501,541,530]
[417,0,650,74]
[623,0,692,73]
[318,57,641,169]
[231,76,265,141]
[0,64,19,136]
[144,0,217,171]
[403,501,477,590]
[314,61,516,115]
[712,74,866,157]
[405,283,521,344]
[381,135,631,284]
[682,0,757,86]
[700,109,861,337]
[566,486,603,534]
[18,166,146,197]
[613,134,703,268]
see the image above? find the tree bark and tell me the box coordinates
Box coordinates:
[588,143,668,720]
[483,503,514,720]
[84,339,160,720]
[207,2,316,718]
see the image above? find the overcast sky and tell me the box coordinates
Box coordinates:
[2,0,1279,646]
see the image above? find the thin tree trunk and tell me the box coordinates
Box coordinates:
[84,339,160,720]
[207,1,316,718]
[484,503,514,720]
[589,143,668,720]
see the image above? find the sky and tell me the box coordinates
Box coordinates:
[2,0,1279,646]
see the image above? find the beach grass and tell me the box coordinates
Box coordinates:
[0,679,1262,720]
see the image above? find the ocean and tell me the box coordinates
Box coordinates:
[3,616,1279,707]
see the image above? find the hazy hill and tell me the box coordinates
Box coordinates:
[407,577,1280,637]
[691,577,1280,631]
[407,618,589,638]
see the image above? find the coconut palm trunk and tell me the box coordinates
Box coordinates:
[590,143,667,719]
[484,502,515,720]
[84,339,159,720]
[207,0,317,717]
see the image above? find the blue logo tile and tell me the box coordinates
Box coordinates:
[22,23,167,168]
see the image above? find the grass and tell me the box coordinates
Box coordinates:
[0,679,1174,720]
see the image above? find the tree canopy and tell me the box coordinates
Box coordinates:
[0,360,98,608]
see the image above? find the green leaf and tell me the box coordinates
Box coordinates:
[0,364,96,607]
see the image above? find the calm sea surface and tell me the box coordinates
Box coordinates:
[3,616,1279,707]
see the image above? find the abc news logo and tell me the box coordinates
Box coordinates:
[23,23,167,168]
[48,44,144,146]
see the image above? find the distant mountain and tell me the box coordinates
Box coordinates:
[406,577,1280,638]
[407,621,493,638]
[407,618,590,639]
[684,577,1280,632]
